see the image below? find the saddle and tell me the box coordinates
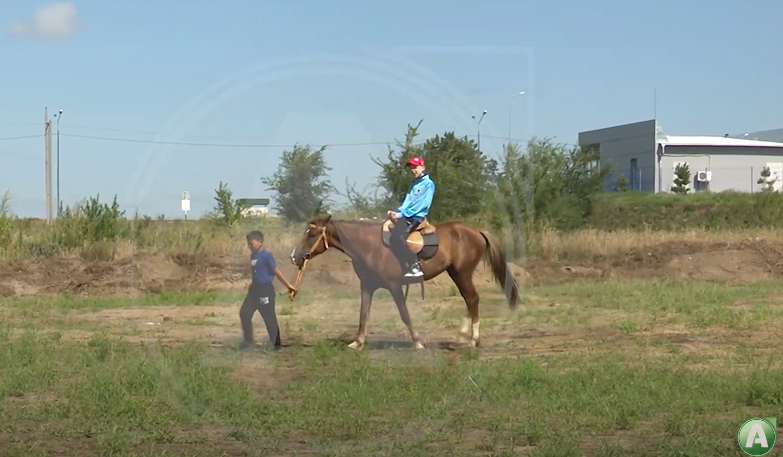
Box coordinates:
[413,218,436,235]
[381,217,439,259]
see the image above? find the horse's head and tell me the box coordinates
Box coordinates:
[290,213,333,268]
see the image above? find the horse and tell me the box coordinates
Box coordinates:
[288,213,520,349]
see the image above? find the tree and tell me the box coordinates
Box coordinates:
[342,179,387,218]
[210,181,247,225]
[261,144,335,222]
[0,190,13,249]
[613,174,630,192]
[671,163,691,194]
[757,166,778,192]
[372,120,498,221]
[491,138,613,231]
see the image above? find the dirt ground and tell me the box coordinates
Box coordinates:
[2,238,781,356]
[1,238,782,299]
[2,240,782,456]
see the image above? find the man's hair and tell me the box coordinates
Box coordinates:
[246,230,264,242]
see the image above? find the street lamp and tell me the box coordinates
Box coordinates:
[508,91,525,143]
[53,109,63,215]
[472,109,487,152]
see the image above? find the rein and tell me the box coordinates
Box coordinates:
[288,224,329,301]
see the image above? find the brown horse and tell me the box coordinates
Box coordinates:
[288,214,520,349]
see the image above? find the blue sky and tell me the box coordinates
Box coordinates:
[1,0,781,218]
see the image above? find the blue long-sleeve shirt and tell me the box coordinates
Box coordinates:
[396,173,435,221]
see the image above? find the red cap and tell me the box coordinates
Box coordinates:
[406,156,425,167]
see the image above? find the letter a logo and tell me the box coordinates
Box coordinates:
[738,418,777,456]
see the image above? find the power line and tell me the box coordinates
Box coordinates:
[0,134,42,141]
[60,132,537,148]
[0,129,547,148]
[61,133,412,148]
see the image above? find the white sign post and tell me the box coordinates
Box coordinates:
[181,191,190,220]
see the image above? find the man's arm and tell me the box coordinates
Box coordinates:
[265,251,295,289]
[400,181,435,217]
[394,182,416,217]
[274,267,296,290]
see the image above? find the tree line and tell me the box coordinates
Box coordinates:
[256,120,613,233]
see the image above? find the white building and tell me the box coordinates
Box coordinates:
[237,198,270,217]
[578,119,783,193]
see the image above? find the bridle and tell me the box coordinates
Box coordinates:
[302,223,329,260]
[289,223,329,301]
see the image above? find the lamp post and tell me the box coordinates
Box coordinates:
[54,109,63,215]
[507,91,525,143]
[472,110,487,152]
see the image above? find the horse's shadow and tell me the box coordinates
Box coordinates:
[209,336,470,353]
[324,336,464,351]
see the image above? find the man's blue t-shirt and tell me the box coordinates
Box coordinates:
[250,249,276,285]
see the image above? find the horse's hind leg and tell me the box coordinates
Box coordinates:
[390,285,425,349]
[447,266,480,347]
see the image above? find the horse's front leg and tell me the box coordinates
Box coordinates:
[348,281,377,349]
[390,285,426,349]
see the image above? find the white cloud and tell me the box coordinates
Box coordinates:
[7,3,83,41]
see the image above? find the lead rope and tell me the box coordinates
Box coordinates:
[289,259,308,301]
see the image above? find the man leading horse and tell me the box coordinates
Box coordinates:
[387,156,435,278]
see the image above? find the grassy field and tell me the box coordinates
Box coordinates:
[2,204,783,455]
[2,274,782,456]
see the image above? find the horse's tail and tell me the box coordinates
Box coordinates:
[478,230,520,310]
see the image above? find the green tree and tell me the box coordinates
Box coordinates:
[671,163,691,194]
[261,144,335,222]
[757,166,777,192]
[0,190,13,249]
[210,181,248,225]
[491,138,613,231]
[373,120,498,221]
[342,179,387,218]
[613,174,631,192]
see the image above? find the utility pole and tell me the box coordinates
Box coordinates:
[44,108,53,224]
[472,110,487,153]
[54,109,63,215]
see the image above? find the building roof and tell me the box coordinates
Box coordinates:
[657,134,783,148]
[727,127,783,143]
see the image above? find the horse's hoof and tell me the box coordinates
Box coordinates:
[348,341,363,349]
[467,339,479,348]
[457,333,471,344]
[414,341,426,350]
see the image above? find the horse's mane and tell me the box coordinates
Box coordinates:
[306,215,384,228]
[331,218,384,227]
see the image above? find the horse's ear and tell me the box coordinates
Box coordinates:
[321,213,332,224]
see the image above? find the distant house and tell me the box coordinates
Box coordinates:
[237,198,270,217]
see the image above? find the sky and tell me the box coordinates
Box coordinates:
[1,0,781,218]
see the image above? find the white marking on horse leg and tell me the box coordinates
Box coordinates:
[457,317,472,343]
[348,340,363,349]
[469,320,480,347]
[415,341,426,349]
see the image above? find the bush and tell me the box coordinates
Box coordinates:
[588,191,783,231]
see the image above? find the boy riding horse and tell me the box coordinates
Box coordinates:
[387,156,435,278]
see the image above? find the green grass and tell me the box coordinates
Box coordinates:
[2,278,783,456]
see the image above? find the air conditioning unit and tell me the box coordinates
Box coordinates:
[696,171,712,182]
